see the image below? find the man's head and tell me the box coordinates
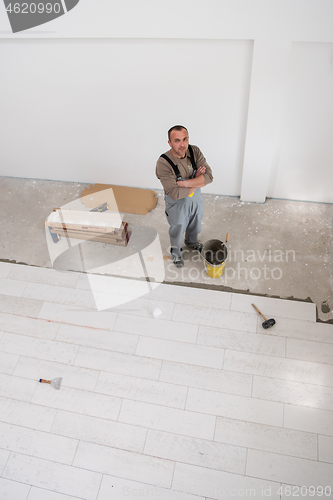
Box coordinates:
[168,125,189,159]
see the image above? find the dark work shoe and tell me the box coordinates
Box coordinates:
[192,243,203,252]
[172,256,184,268]
[185,242,203,252]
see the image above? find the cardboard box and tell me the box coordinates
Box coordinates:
[80,184,158,215]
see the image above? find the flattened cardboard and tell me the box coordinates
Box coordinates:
[80,184,157,215]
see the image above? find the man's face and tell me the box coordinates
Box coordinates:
[168,128,189,159]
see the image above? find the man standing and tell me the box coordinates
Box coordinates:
[156,125,213,268]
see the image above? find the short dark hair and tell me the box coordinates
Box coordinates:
[168,125,188,140]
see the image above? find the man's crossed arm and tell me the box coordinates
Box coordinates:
[177,166,206,195]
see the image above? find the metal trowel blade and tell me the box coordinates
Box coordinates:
[50,377,63,390]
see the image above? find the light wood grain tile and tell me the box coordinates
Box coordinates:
[231,293,316,322]
[109,296,175,320]
[0,448,10,475]
[75,346,162,380]
[172,462,281,500]
[0,262,13,278]
[285,405,333,436]
[77,274,173,319]
[224,350,333,386]
[263,316,333,343]
[2,262,333,500]
[318,435,333,464]
[159,361,252,397]
[287,338,333,365]
[51,410,146,453]
[253,375,333,411]
[114,313,198,343]
[0,333,79,365]
[144,429,246,474]
[0,351,19,375]
[0,312,59,340]
[197,324,285,356]
[0,373,36,402]
[150,283,232,310]
[38,301,117,330]
[87,291,152,313]
[8,265,80,288]
[28,487,84,500]
[81,274,156,312]
[136,337,224,369]
[13,356,99,392]
[0,278,27,297]
[0,477,30,500]
[56,323,138,354]
[119,399,215,440]
[173,304,257,332]
[246,449,333,488]
[0,294,42,317]
[0,397,57,432]
[92,293,174,320]
[76,273,150,296]
[114,297,174,318]
[23,282,96,308]
[74,441,174,489]
[0,421,78,464]
[186,388,283,426]
[96,371,187,408]
[32,384,121,419]
[215,416,317,459]
[97,473,206,500]
[3,453,102,500]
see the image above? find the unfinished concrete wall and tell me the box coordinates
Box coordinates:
[0,0,332,203]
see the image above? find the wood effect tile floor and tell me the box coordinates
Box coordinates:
[0,262,333,500]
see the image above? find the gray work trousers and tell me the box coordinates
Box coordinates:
[164,189,204,259]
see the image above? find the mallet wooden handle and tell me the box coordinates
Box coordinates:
[251,303,267,321]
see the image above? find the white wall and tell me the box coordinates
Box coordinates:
[0,0,333,203]
[0,38,252,195]
[268,42,333,203]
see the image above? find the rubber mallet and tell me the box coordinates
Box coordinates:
[251,303,276,329]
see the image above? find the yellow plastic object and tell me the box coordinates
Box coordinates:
[188,192,194,197]
[204,260,226,278]
[201,239,228,278]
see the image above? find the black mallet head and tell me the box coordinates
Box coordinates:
[251,303,276,330]
[262,318,276,329]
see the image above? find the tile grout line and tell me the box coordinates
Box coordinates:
[1,449,12,478]
[95,472,104,500]
[26,484,32,500]
[250,374,254,398]
[317,433,319,463]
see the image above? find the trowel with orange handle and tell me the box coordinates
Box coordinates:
[39,377,62,390]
